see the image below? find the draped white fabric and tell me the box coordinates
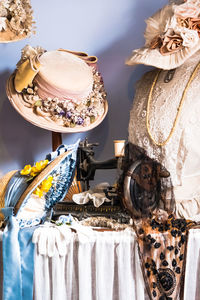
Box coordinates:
[2,227,200,299]
[33,229,148,300]
[183,228,200,300]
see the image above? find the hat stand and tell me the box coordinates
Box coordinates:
[52,131,62,151]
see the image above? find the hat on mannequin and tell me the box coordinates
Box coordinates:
[126,0,200,69]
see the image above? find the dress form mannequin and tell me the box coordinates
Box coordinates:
[129,50,200,221]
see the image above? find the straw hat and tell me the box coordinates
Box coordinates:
[0,0,34,43]
[126,0,200,70]
[0,145,78,227]
[6,46,108,133]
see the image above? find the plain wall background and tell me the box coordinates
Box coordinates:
[0,0,168,185]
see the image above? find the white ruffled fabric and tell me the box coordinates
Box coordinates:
[72,182,111,207]
[33,229,147,300]
[129,51,200,221]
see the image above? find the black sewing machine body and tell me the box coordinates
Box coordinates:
[76,139,118,190]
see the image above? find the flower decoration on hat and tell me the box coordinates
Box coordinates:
[0,0,35,42]
[33,176,53,198]
[20,159,53,197]
[20,159,49,178]
[149,0,200,55]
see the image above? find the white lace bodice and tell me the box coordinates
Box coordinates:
[129,51,200,220]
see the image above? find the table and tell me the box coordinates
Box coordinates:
[1,228,200,300]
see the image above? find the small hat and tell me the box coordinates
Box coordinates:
[0,0,34,43]
[126,1,200,70]
[0,141,79,228]
[6,46,108,133]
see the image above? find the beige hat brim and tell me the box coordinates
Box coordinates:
[0,29,30,43]
[6,74,108,133]
[126,41,200,70]
[14,150,72,215]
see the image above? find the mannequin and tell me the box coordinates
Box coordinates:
[127,0,200,221]
[129,51,200,221]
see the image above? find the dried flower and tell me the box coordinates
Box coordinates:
[0,17,7,31]
[160,29,183,55]
[178,26,199,47]
[188,17,200,36]
[0,0,35,36]
[174,2,200,19]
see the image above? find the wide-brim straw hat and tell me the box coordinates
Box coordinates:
[0,142,79,227]
[6,74,108,133]
[126,1,200,70]
[6,47,108,133]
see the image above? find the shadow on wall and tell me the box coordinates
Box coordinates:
[0,70,52,172]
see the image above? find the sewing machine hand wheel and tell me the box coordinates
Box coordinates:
[123,160,169,217]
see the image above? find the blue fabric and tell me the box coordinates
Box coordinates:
[45,151,77,210]
[3,216,36,300]
[3,217,21,300]
[4,172,29,209]
[46,139,80,161]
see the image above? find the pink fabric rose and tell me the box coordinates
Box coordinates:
[189,17,200,36]
[174,2,200,19]
[160,29,183,55]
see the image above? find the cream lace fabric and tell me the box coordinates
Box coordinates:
[129,50,200,221]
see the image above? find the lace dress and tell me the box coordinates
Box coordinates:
[129,51,200,221]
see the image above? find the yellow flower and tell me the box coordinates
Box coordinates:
[33,176,53,198]
[33,187,43,198]
[40,160,49,169]
[35,160,49,172]
[20,164,32,176]
[40,176,53,193]
[30,166,39,177]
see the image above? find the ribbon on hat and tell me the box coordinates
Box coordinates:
[14,57,41,93]
[58,48,98,64]
[14,45,45,93]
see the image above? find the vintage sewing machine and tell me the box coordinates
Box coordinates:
[53,138,131,222]
[53,138,169,221]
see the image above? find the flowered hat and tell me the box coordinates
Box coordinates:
[126,0,200,70]
[6,45,108,133]
[0,141,79,228]
[0,0,35,43]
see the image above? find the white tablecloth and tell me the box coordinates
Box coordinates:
[1,228,200,300]
[33,229,147,300]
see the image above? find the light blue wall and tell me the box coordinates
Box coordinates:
[0,0,168,184]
